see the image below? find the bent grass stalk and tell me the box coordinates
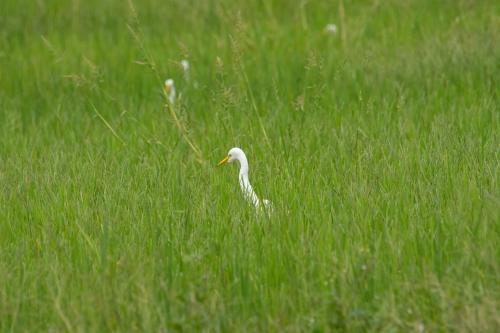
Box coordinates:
[127,0,205,164]
[90,103,126,145]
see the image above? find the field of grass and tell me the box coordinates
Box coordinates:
[1,0,499,331]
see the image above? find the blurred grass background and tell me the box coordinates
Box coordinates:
[0,0,499,331]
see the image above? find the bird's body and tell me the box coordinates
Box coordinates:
[218,147,271,211]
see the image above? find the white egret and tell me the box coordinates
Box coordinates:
[180,60,190,81]
[218,147,272,211]
[180,60,189,71]
[324,23,338,34]
[164,79,176,105]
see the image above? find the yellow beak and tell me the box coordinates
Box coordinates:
[217,156,229,166]
[164,85,171,93]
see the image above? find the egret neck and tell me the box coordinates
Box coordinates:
[237,153,260,208]
[217,147,271,210]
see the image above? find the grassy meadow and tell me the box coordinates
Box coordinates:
[0,0,499,331]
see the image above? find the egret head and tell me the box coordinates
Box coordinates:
[164,79,174,93]
[217,147,244,166]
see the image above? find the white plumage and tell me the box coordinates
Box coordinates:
[218,147,272,211]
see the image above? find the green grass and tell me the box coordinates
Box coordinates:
[0,0,499,331]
